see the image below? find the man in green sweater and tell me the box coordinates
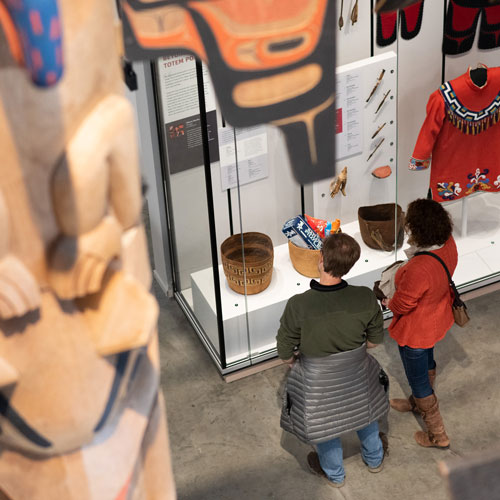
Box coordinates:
[277,232,386,488]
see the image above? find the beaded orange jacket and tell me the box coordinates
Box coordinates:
[409,67,500,202]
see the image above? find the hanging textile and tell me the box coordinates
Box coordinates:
[377,0,424,47]
[120,0,336,185]
[409,67,500,202]
[375,0,422,12]
[443,0,500,55]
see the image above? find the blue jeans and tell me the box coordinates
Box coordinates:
[316,421,383,483]
[398,345,436,398]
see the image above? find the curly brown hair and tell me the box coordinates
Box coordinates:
[405,198,453,247]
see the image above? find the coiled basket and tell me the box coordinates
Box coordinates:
[288,241,320,278]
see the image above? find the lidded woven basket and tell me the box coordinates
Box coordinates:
[221,232,274,295]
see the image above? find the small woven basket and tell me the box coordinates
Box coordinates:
[221,232,274,295]
[358,203,404,251]
[288,241,320,278]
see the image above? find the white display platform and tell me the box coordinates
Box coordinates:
[189,193,500,366]
[446,194,500,288]
[395,193,500,289]
[190,219,400,365]
[182,288,193,308]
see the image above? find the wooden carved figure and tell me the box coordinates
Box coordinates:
[0,0,175,498]
[329,166,347,199]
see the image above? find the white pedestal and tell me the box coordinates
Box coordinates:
[189,194,500,365]
[397,193,500,288]
[190,219,401,365]
[445,194,500,287]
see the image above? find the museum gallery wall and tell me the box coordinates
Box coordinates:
[123,0,500,372]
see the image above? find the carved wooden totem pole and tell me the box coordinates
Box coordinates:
[0,0,175,498]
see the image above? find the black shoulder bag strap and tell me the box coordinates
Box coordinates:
[414,251,464,308]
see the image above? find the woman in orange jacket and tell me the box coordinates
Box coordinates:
[384,198,458,449]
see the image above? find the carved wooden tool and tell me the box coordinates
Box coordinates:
[366,69,385,103]
[367,138,385,161]
[371,122,387,139]
[376,89,391,113]
[339,0,344,29]
[351,0,359,25]
[330,166,347,198]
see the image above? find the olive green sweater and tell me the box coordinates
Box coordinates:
[276,280,384,360]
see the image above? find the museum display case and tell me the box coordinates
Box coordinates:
[148,1,500,375]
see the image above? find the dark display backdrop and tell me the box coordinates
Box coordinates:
[165,110,219,174]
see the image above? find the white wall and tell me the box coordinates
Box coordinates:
[336,0,371,65]
[313,52,398,225]
[394,0,444,212]
[226,126,301,246]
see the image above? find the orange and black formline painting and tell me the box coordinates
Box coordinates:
[121,0,336,185]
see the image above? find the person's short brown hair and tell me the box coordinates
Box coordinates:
[321,233,361,278]
[405,198,453,247]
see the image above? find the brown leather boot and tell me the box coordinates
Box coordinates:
[391,368,436,413]
[390,395,417,412]
[428,368,436,389]
[413,394,450,449]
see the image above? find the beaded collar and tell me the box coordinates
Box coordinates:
[440,81,500,135]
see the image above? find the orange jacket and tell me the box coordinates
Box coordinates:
[410,68,500,202]
[388,237,458,348]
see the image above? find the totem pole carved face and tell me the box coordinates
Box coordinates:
[0,1,175,497]
[0,0,157,464]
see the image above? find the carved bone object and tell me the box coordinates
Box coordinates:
[330,166,348,199]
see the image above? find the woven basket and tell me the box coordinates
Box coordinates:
[358,203,404,251]
[288,241,320,278]
[221,232,274,295]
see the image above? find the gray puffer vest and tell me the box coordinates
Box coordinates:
[280,344,389,444]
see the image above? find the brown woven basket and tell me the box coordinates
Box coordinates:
[358,203,404,252]
[288,241,320,278]
[221,232,274,295]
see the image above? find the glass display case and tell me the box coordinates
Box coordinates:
[149,2,500,375]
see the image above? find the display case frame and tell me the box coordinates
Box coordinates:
[150,53,403,376]
[146,1,500,377]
